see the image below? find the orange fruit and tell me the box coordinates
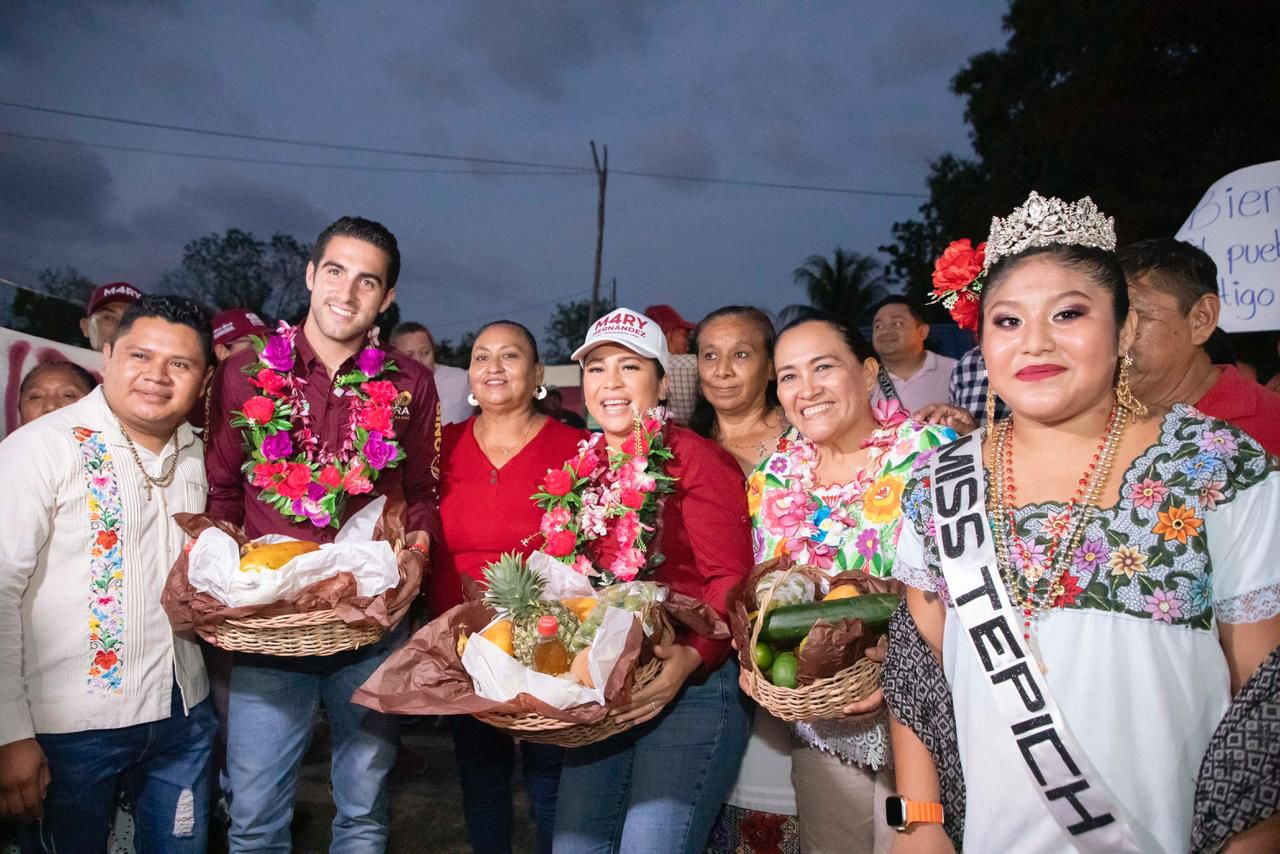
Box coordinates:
[570,647,594,687]
[561,597,598,622]
[823,585,861,601]
[481,619,515,656]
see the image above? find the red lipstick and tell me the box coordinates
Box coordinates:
[1015,364,1066,381]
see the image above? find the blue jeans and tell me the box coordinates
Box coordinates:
[553,658,752,854]
[225,627,405,853]
[450,714,563,854]
[19,684,216,854]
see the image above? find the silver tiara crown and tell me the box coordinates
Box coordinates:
[983,191,1116,273]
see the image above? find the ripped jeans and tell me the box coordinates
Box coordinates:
[19,684,216,854]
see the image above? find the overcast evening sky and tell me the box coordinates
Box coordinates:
[0,1,1007,344]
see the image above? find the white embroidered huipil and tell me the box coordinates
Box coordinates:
[0,387,209,746]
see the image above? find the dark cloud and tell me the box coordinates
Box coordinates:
[131,173,329,246]
[0,138,123,240]
[386,54,474,105]
[449,1,652,100]
[869,15,994,87]
[634,126,718,188]
[266,0,319,27]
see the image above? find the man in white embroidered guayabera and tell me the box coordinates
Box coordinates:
[0,296,217,852]
[887,192,1280,853]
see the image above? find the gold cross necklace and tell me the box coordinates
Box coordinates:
[112,412,180,500]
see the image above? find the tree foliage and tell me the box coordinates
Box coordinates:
[160,228,312,321]
[10,266,95,346]
[544,297,615,364]
[786,248,888,326]
[434,331,478,369]
[881,0,1280,309]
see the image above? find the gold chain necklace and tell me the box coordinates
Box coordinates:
[112,413,180,500]
[477,414,536,461]
[989,406,1128,637]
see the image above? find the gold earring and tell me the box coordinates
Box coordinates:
[985,390,997,428]
[1115,354,1148,417]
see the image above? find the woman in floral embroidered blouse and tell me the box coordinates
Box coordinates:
[888,206,1280,853]
[751,314,953,854]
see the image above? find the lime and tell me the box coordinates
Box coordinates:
[769,652,799,688]
[753,642,775,672]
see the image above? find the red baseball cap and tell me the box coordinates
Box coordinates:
[86,282,142,316]
[212,309,269,347]
[643,304,695,335]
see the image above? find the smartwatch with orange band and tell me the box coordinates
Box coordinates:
[884,796,944,832]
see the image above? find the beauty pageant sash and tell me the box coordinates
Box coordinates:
[928,433,1144,852]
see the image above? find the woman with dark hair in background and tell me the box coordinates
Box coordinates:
[431,320,589,854]
[690,306,800,854]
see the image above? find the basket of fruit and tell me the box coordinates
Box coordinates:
[163,498,422,658]
[735,561,899,722]
[466,554,673,747]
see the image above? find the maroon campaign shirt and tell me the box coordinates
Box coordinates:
[1197,364,1280,457]
[205,327,441,542]
[430,416,589,615]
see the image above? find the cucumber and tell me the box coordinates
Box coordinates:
[759,593,899,646]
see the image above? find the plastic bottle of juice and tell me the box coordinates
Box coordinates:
[531,615,570,676]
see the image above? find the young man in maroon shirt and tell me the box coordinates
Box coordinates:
[1121,237,1280,456]
[205,216,439,851]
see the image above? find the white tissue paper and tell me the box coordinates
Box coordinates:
[526,550,597,599]
[188,495,400,607]
[462,607,636,710]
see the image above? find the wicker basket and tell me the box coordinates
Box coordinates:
[474,654,663,747]
[212,609,385,657]
[742,565,882,721]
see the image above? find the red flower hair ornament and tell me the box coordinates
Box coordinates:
[929,238,986,332]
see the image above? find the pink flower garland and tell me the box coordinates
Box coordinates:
[532,409,675,585]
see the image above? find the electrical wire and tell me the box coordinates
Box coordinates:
[0,99,927,198]
[0,129,586,176]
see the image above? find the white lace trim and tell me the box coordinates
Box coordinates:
[892,559,936,593]
[793,713,891,770]
[1215,582,1280,624]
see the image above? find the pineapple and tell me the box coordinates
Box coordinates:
[482,553,579,667]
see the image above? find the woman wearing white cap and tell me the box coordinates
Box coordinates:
[552,308,754,853]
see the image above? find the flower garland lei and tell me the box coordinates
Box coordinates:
[532,408,676,586]
[929,238,986,331]
[758,399,909,568]
[230,322,406,528]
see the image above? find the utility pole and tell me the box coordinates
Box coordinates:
[610,276,617,308]
[589,141,608,324]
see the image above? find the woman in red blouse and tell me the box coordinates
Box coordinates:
[431,320,587,854]
[553,308,754,854]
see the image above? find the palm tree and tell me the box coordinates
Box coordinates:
[784,247,889,325]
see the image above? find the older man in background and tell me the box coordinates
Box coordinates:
[80,282,143,352]
[211,308,270,362]
[643,304,698,422]
[390,321,472,425]
[1121,237,1280,455]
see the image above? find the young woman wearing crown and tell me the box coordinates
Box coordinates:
[883,192,1280,853]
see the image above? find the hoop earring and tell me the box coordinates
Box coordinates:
[467,393,479,407]
[1115,354,1148,417]
[534,385,548,401]
[985,390,997,428]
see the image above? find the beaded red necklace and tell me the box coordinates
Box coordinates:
[991,404,1129,643]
